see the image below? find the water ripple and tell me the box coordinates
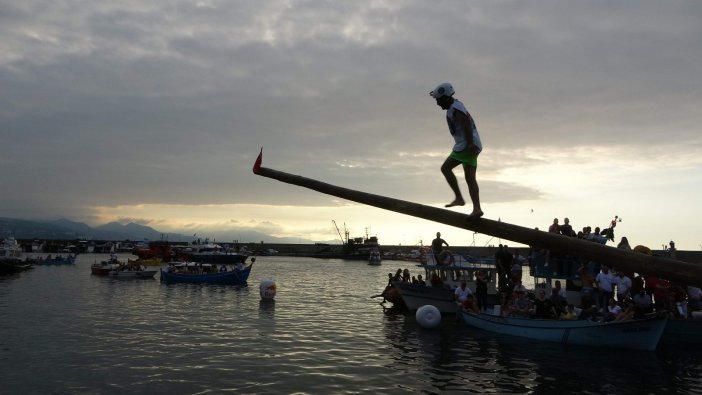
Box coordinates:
[1,255,700,394]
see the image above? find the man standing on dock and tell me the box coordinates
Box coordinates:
[430,82,483,219]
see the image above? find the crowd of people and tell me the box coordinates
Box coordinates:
[382,223,702,323]
[494,216,702,322]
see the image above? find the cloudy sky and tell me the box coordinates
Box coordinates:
[1,1,701,250]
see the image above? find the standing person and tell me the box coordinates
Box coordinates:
[475,271,488,312]
[430,82,484,219]
[595,265,616,311]
[431,232,449,263]
[495,245,505,291]
[615,271,632,302]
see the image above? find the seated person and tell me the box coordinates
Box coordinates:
[604,298,622,322]
[632,289,653,318]
[532,290,556,319]
[509,290,532,318]
[461,294,479,313]
[454,281,473,305]
[560,304,578,320]
[579,292,599,320]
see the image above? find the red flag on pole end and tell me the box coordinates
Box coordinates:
[253,147,263,174]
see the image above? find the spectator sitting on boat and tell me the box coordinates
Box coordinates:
[560,304,578,320]
[579,292,599,320]
[411,275,418,284]
[604,298,623,322]
[586,227,608,243]
[548,218,560,233]
[393,269,403,282]
[417,274,426,286]
[617,237,632,250]
[632,288,653,318]
[532,290,556,319]
[560,218,575,237]
[462,294,479,313]
[454,280,473,305]
[402,268,411,282]
[509,290,532,318]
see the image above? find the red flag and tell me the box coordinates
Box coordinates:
[253,147,263,174]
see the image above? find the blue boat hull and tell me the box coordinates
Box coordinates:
[459,311,667,351]
[188,253,248,264]
[662,318,702,343]
[160,266,252,285]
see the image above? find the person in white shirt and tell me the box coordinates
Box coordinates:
[430,82,484,219]
[595,265,616,311]
[615,271,633,302]
[454,280,473,305]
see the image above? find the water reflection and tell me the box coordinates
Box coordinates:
[259,299,276,317]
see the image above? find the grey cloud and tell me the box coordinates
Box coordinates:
[1,0,700,222]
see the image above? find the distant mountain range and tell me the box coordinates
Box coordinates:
[0,217,320,244]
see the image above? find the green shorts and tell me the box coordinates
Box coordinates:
[449,150,479,167]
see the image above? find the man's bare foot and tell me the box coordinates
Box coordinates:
[466,210,484,220]
[445,199,465,208]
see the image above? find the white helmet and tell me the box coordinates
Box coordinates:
[430,82,455,99]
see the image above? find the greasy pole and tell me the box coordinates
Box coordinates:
[253,149,702,286]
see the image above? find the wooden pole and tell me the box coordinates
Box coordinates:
[253,150,702,286]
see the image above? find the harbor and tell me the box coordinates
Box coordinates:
[1,254,701,394]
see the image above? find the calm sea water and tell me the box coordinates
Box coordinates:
[1,254,700,395]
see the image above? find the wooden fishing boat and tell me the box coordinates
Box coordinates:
[393,253,498,313]
[0,258,33,274]
[127,257,162,267]
[160,261,253,285]
[459,310,667,351]
[91,255,122,275]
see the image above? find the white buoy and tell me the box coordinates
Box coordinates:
[259,280,277,300]
[415,305,441,329]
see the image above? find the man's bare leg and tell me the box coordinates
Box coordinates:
[441,157,465,207]
[464,164,483,218]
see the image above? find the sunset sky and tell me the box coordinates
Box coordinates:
[2,1,701,250]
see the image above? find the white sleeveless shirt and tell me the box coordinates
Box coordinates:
[446,99,482,153]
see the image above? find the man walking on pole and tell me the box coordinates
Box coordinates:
[430,82,483,219]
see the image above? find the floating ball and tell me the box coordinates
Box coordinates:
[259,280,277,300]
[416,305,441,329]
